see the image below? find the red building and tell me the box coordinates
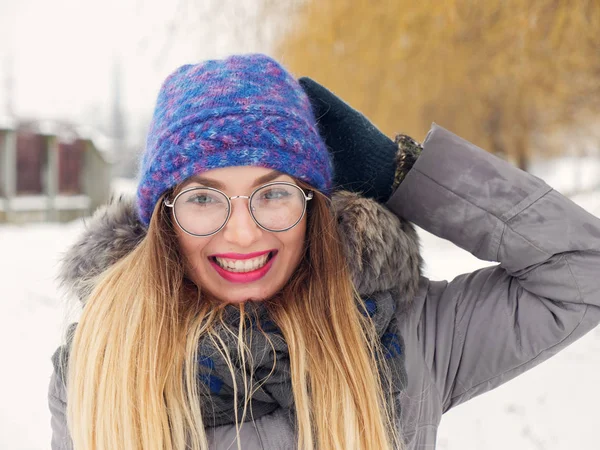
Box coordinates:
[0,118,113,223]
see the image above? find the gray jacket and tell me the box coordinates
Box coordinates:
[49,124,600,449]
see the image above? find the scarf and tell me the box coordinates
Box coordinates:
[197,291,407,428]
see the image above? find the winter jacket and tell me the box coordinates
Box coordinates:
[48,124,600,449]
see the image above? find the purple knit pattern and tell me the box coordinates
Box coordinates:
[136,54,333,226]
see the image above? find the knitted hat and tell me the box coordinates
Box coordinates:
[136,54,333,226]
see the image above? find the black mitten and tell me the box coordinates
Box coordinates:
[299,77,398,202]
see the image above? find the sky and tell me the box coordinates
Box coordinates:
[2,0,139,118]
[0,0,274,141]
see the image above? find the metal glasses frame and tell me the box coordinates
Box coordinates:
[164,181,314,237]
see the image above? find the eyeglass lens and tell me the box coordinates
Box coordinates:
[173,183,307,236]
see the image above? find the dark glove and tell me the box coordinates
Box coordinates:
[299,77,398,202]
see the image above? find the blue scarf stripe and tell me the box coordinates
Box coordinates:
[198,355,215,370]
[381,333,403,359]
[361,297,378,317]
[199,373,224,395]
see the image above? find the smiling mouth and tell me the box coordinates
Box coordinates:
[211,251,277,273]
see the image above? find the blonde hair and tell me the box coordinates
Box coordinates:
[65,183,403,450]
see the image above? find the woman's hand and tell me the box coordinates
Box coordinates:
[299,77,399,202]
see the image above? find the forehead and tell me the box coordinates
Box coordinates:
[179,166,294,192]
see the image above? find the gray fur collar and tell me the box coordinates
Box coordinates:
[59,191,422,305]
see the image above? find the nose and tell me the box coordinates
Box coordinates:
[221,199,262,247]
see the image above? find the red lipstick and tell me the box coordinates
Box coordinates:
[209,251,277,284]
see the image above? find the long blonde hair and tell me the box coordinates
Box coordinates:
[66,183,403,450]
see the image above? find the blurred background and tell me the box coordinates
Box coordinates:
[0,1,599,449]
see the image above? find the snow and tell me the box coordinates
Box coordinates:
[53,195,91,210]
[0,195,91,212]
[529,156,600,196]
[0,221,82,449]
[2,195,49,211]
[0,115,16,130]
[0,180,599,449]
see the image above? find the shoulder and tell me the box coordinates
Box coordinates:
[48,363,74,450]
[51,323,77,382]
[49,365,67,402]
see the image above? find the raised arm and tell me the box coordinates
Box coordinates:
[387,124,600,409]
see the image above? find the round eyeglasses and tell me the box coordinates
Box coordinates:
[164,182,314,237]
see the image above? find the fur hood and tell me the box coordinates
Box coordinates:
[59,191,422,305]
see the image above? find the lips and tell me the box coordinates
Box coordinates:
[209,250,278,283]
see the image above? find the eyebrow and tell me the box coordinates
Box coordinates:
[185,170,284,190]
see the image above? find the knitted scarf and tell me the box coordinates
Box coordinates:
[197,291,407,428]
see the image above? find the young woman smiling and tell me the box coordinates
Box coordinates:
[169,167,310,303]
[48,54,600,450]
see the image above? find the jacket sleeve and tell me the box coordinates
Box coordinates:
[386,123,600,412]
[48,369,74,450]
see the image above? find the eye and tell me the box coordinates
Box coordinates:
[260,188,292,200]
[189,194,212,203]
[184,191,224,206]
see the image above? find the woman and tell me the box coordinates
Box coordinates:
[48,54,600,450]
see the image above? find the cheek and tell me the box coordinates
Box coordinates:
[176,231,209,274]
[285,220,307,264]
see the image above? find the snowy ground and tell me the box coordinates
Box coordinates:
[0,173,599,449]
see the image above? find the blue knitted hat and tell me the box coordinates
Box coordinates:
[136,54,333,226]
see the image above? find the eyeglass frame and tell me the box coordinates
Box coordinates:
[164,181,314,237]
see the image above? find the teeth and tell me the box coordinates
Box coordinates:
[214,254,270,273]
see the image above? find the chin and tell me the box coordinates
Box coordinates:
[224,296,264,304]
[213,287,273,304]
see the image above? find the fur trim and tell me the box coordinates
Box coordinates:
[332,191,422,300]
[59,192,421,305]
[59,196,146,303]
